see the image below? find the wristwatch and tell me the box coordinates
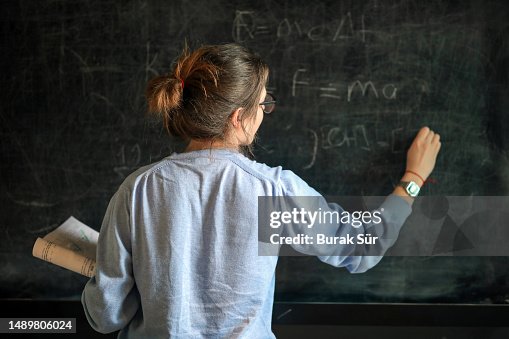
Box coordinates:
[398,181,421,197]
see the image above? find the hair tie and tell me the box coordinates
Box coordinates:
[405,170,425,185]
[180,78,185,89]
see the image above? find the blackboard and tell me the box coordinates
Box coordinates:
[1,0,509,304]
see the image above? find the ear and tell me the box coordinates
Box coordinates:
[229,107,243,128]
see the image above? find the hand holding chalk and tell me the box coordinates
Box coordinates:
[405,126,442,184]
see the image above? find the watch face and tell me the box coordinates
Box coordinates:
[407,181,420,196]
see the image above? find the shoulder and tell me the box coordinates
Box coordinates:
[230,153,321,196]
[228,153,283,182]
[117,158,171,193]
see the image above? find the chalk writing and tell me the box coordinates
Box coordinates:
[298,125,408,169]
[292,69,398,102]
[114,144,141,178]
[234,11,367,43]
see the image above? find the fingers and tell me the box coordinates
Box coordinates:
[417,126,440,146]
[426,131,435,144]
[416,126,431,140]
[432,133,441,147]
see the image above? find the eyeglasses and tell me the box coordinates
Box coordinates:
[259,93,276,114]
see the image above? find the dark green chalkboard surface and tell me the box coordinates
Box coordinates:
[1,0,509,303]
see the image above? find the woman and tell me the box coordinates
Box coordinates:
[82,43,441,338]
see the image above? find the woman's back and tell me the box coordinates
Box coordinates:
[83,149,286,338]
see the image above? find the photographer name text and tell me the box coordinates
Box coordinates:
[270,233,379,245]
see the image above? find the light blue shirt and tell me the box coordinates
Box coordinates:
[82,148,412,338]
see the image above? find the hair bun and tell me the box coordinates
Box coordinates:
[146,75,182,115]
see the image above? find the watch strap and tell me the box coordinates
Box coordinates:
[398,181,420,197]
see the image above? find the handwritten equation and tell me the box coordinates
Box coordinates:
[300,124,408,169]
[291,68,397,101]
[233,11,367,43]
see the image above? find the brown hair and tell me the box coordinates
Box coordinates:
[146,43,269,147]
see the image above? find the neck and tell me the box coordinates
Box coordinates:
[185,139,239,152]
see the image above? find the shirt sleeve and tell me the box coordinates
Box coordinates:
[278,170,412,273]
[81,186,140,333]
